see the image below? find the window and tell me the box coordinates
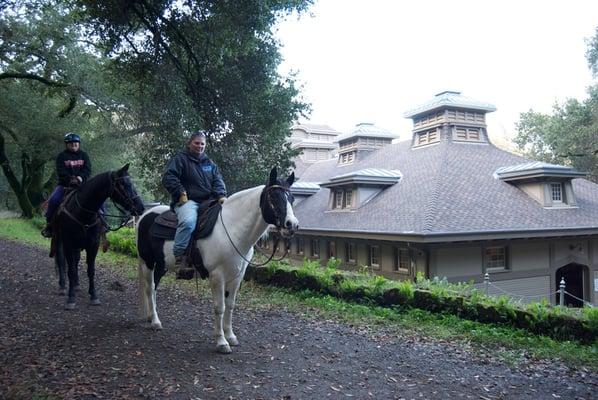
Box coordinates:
[332,188,354,210]
[416,128,440,146]
[393,248,410,273]
[369,245,380,269]
[345,242,356,263]
[296,237,304,255]
[310,239,320,258]
[454,127,482,142]
[335,189,343,208]
[328,241,336,258]
[484,246,508,272]
[551,182,563,203]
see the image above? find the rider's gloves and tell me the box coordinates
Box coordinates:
[178,191,188,205]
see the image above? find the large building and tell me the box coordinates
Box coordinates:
[285,91,598,306]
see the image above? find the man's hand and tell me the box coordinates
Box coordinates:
[218,196,227,204]
[178,191,188,205]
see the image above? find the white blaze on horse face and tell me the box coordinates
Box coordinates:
[284,199,299,233]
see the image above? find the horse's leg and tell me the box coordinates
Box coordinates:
[223,276,244,347]
[74,250,81,291]
[210,273,231,354]
[138,259,162,330]
[86,244,100,305]
[55,238,66,295]
[65,245,78,310]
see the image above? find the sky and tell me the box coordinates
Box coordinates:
[274,0,598,145]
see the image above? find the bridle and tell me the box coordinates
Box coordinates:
[219,184,294,268]
[61,173,141,233]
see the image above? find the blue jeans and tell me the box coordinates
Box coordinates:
[173,200,200,257]
[45,185,65,222]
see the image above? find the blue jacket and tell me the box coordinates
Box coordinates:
[162,150,226,207]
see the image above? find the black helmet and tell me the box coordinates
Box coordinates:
[64,133,81,143]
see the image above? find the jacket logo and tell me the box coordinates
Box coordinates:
[202,165,212,172]
[64,160,85,167]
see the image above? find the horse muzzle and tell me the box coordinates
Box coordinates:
[279,218,298,238]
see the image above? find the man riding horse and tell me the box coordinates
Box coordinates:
[162,131,227,277]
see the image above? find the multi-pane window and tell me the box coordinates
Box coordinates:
[484,246,507,271]
[345,189,353,208]
[296,237,304,255]
[345,242,356,263]
[551,183,563,203]
[310,239,320,258]
[369,245,380,269]
[339,152,356,164]
[333,188,353,210]
[335,189,343,208]
[393,248,410,273]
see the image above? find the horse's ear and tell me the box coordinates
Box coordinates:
[286,171,295,187]
[118,163,130,176]
[268,167,277,185]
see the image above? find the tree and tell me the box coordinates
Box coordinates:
[76,0,312,196]
[514,27,598,183]
[0,0,140,216]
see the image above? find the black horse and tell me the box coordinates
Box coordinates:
[53,164,145,309]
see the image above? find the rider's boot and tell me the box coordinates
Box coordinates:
[175,254,194,280]
[41,224,53,238]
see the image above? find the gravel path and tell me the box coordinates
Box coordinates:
[0,238,596,399]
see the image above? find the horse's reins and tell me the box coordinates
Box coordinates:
[62,174,140,233]
[219,185,292,268]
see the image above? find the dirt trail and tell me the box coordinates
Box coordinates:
[0,239,595,399]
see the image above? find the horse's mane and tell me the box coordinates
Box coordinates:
[224,185,264,205]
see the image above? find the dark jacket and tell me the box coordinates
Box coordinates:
[162,150,227,207]
[56,149,91,187]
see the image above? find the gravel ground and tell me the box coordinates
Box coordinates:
[0,238,596,399]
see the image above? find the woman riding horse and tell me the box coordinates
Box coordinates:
[56,164,145,309]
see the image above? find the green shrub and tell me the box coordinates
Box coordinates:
[106,227,137,257]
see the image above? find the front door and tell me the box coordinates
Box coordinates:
[556,263,586,307]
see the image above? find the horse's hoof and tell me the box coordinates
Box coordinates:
[151,321,163,330]
[226,336,239,346]
[216,344,232,354]
[90,298,101,306]
[58,288,66,296]
[64,302,76,310]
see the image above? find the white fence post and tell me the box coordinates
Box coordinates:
[484,272,490,296]
[559,278,566,306]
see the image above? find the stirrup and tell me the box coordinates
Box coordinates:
[41,226,53,238]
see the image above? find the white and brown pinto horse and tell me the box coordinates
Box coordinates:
[136,168,298,353]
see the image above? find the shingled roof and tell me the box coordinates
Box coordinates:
[292,140,598,241]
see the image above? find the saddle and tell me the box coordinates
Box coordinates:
[149,200,222,279]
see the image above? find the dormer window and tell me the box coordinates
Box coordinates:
[321,168,402,211]
[494,162,584,208]
[333,187,353,209]
[339,152,355,165]
[550,182,563,202]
